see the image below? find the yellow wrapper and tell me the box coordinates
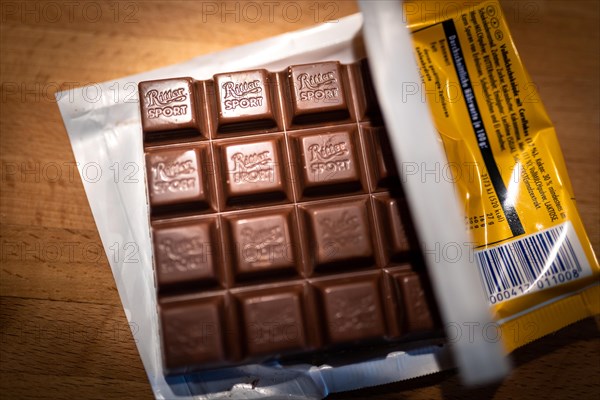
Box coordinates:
[406,0,599,351]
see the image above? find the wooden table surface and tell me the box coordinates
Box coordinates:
[1,1,598,399]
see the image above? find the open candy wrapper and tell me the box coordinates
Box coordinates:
[56,1,598,398]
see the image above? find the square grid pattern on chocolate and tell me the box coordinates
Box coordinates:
[140,60,439,373]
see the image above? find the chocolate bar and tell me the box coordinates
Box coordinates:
[139,60,441,373]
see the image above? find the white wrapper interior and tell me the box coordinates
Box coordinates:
[359,1,509,385]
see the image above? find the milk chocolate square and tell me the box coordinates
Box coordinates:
[376,196,410,257]
[145,147,209,210]
[139,77,201,137]
[153,219,220,289]
[288,61,350,124]
[217,137,288,206]
[301,198,374,271]
[362,125,399,190]
[225,208,298,279]
[160,297,225,369]
[290,126,363,198]
[393,272,436,333]
[237,287,306,356]
[214,69,277,132]
[317,276,385,344]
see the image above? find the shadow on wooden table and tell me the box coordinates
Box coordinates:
[326,317,600,399]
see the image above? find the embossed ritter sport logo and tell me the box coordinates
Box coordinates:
[153,160,197,194]
[222,80,264,111]
[297,71,339,101]
[145,88,188,119]
[158,237,209,273]
[239,225,286,267]
[331,294,377,334]
[320,211,361,246]
[307,138,351,177]
[230,151,273,183]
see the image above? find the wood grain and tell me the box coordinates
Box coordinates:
[0,1,598,399]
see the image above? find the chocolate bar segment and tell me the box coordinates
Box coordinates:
[160,297,226,370]
[290,126,365,198]
[214,69,277,133]
[374,194,411,262]
[390,270,436,333]
[349,59,384,123]
[362,125,399,190]
[236,285,307,356]
[287,61,350,125]
[153,218,220,291]
[139,77,202,139]
[145,146,213,213]
[301,197,375,272]
[224,207,299,280]
[216,136,290,207]
[316,274,386,344]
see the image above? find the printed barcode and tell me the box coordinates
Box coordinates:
[475,222,591,304]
